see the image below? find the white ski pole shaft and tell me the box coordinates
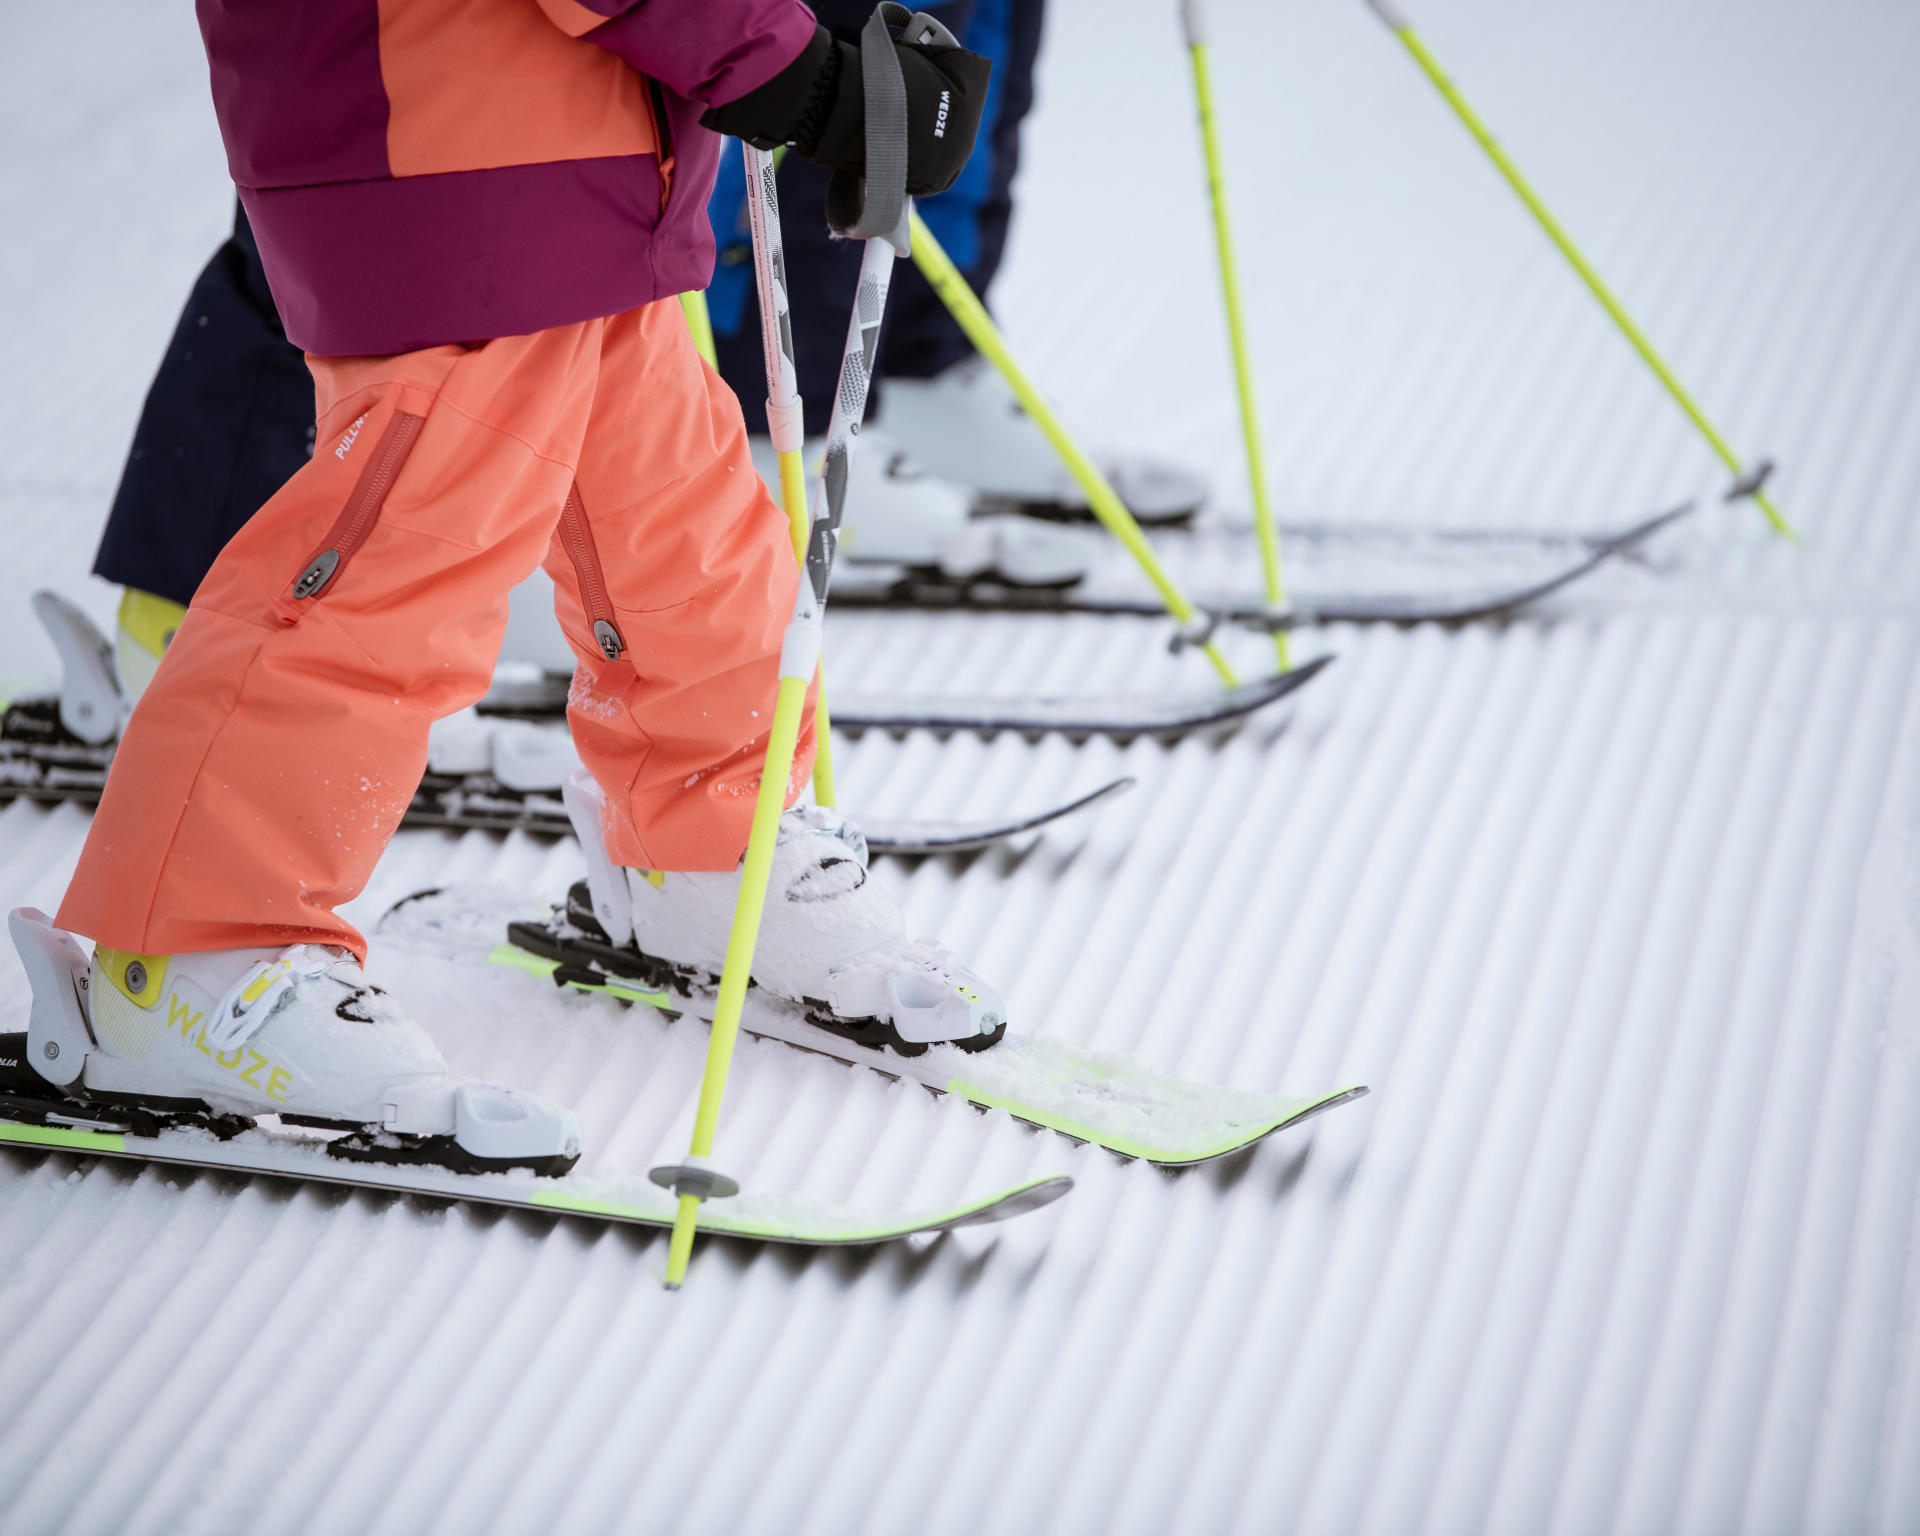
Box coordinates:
[743,143,812,559]
[742,143,839,807]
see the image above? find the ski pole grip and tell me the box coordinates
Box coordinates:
[1180,0,1207,46]
[827,3,955,254]
[1364,0,1412,31]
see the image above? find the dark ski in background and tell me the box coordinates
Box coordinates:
[477,654,1335,739]
[833,498,1702,630]
[0,595,1137,852]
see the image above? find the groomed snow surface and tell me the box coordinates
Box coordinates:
[3,1,1918,1532]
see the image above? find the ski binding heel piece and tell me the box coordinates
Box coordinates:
[454,1083,582,1167]
[32,591,122,747]
[352,1078,582,1175]
[8,907,96,1087]
[818,942,1007,1049]
[885,969,993,1046]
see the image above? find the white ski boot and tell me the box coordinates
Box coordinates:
[426,706,581,794]
[5,908,582,1174]
[748,430,1094,588]
[875,354,1209,526]
[550,772,1005,1056]
[113,587,186,705]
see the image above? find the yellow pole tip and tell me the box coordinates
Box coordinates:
[1200,640,1240,689]
[1754,493,1800,542]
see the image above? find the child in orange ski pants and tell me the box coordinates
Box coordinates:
[58,299,814,960]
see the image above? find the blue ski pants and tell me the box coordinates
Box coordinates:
[706,0,1048,436]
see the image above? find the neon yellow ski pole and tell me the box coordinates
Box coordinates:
[741,143,839,803]
[1365,0,1793,539]
[1182,0,1290,669]
[679,289,717,369]
[660,667,810,1287]
[910,211,1240,687]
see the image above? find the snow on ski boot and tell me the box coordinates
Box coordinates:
[875,353,1209,527]
[748,429,1094,589]
[544,772,1006,1057]
[3,908,582,1175]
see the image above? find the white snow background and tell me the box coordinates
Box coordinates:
[2,1,1918,1533]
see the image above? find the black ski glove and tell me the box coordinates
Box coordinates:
[701,19,991,199]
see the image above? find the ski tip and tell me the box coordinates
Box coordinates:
[1046,775,1137,819]
[1002,1172,1074,1216]
[1292,1084,1369,1125]
[943,1173,1074,1228]
[1220,653,1336,716]
[374,886,447,932]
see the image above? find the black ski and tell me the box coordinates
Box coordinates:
[825,655,1332,738]
[849,776,1135,852]
[0,733,1133,854]
[479,657,1332,739]
[393,769,1136,851]
[830,498,1702,630]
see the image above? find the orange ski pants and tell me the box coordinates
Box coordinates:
[59,299,814,960]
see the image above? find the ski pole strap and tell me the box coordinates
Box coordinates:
[810,233,897,605]
[827,4,954,252]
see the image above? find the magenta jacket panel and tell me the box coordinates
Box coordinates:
[196,0,817,355]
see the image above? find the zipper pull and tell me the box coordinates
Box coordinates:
[593,619,626,661]
[293,550,341,599]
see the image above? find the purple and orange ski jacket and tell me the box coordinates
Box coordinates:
[196,0,818,356]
